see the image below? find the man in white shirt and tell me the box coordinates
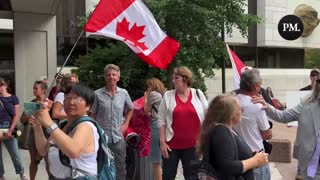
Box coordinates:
[233,68,272,180]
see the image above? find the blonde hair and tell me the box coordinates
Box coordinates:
[173,66,193,86]
[59,73,79,93]
[197,94,238,155]
[146,78,167,95]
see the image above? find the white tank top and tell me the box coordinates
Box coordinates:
[47,122,99,178]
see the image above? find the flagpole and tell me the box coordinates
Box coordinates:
[44,30,84,100]
[221,27,226,93]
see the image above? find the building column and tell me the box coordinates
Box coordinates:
[13,12,57,103]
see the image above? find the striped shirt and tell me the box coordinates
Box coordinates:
[90,86,133,143]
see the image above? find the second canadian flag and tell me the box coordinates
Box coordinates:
[84,0,180,69]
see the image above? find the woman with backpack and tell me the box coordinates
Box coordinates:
[144,78,166,180]
[197,94,268,180]
[30,84,100,179]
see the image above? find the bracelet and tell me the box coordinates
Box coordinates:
[46,123,58,135]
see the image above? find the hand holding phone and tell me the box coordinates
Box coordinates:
[24,102,42,116]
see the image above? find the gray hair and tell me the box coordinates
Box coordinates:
[104,64,120,77]
[239,68,262,92]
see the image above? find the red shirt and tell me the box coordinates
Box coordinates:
[167,90,201,149]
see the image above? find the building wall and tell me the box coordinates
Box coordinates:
[205,68,312,103]
[257,0,320,48]
[14,12,57,103]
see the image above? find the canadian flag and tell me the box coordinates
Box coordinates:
[84,0,180,69]
[226,44,251,89]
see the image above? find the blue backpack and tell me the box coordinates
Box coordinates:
[59,116,116,180]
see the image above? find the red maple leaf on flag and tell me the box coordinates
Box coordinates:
[116,17,148,51]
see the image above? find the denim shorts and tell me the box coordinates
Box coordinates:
[150,120,161,163]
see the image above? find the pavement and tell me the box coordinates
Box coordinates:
[1,120,297,180]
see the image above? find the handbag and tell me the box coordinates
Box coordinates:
[190,156,221,180]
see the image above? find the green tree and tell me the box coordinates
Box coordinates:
[73,42,165,99]
[75,0,260,97]
[305,48,320,69]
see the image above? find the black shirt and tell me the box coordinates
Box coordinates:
[209,126,255,180]
[300,85,312,91]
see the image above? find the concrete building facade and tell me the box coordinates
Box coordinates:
[0,0,59,103]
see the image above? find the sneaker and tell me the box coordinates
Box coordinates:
[19,174,29,180]
[0,177,6,180]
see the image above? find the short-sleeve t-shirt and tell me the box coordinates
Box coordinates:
[147,91,162,122]
[233,94,270,152]
[0,95,19,128]
[53,92,65,113]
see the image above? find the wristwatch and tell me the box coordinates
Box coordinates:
[46,123,58,135]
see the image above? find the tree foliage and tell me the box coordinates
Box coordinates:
[305,48,320,69]
[75,0,260,98]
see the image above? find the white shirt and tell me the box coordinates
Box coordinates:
[53,92,65,113]
[233,94,270,152]
[158,88,208,142]
[48,122,99,178]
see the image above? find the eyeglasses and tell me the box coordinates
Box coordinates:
[311,73,319,77]
[64,96,84,104]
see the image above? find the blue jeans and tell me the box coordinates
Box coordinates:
[0,138,24,176]
[254,164,271,180]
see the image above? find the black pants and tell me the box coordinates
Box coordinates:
[162,147,197,180]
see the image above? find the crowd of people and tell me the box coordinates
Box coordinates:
[0,64,319,180]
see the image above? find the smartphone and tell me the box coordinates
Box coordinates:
[24,102,42,115]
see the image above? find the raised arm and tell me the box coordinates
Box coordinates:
[265,103,301,123]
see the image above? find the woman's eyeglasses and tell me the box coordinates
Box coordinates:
[311,73,318,77]
[64,96,83,104]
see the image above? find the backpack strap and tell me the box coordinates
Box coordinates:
[59,116,106,176]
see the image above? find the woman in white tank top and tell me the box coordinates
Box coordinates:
[29,84,99,179]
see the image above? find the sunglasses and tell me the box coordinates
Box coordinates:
[311,73,319,77]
